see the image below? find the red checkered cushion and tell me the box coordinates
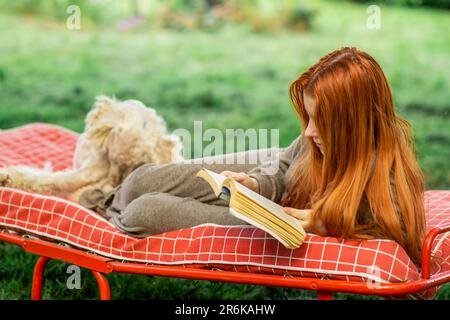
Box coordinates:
[0,123,449,286]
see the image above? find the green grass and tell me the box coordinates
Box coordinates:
[0,0,449,299]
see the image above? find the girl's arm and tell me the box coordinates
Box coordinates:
[246,134,305,203]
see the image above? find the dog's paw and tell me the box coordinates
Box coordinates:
[0,169,10,186]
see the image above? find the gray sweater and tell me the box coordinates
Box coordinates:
[247,135,305,204]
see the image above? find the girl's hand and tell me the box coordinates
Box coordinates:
[282,207,313,231]
[220,171,259,193]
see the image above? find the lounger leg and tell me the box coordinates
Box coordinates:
[91,271,111,300]
[31,256,51,300]
[317,290,334,300]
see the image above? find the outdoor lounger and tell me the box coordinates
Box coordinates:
[0,123,449,300]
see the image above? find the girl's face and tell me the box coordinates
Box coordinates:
[303,92,324,155]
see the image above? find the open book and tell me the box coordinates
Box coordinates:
[196,168,306,249]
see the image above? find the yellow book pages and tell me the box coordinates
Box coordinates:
[198,169,301,226]
[196,168,227,196]
[196,168,306,249]
[229,208,297,249]
[231,198,304,247]
[229,205,302,249]
[231,195,304,242]
[233,192,303,236]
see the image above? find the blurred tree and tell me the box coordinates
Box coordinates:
[132,0,140,16]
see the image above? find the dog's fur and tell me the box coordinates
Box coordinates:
[0,96,184,202]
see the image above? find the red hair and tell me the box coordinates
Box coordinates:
[280,47,426,266]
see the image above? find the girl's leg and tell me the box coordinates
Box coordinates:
[108,191,246,237]
[104,148,272,218]
[80,147,280,235]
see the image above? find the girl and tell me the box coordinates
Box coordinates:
[80,47,426,267]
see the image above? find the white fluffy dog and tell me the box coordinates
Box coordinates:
[0,96,184,202]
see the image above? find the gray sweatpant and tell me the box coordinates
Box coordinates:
[79,148,281,237]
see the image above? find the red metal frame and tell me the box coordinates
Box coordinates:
[1,224,449,300]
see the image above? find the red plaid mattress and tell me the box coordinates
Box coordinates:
[0,123,449,286]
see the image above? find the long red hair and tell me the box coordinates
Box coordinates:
[280,47,426,266]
